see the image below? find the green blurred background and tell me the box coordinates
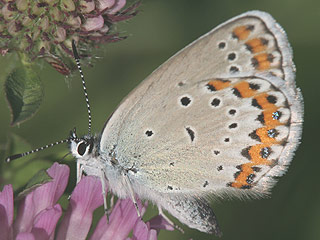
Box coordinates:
[0,0,319,239]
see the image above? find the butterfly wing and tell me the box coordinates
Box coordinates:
[100,11,302,200]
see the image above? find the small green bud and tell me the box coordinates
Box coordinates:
[60,0,76,12]
[49,7,64,22]
[2,3,17,20]
[80,0,95,14]
[54,27,66,42]
[66,16,81,28]
[16,0,28,12]
[39,16,50,31]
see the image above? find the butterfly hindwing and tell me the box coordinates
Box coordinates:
[160,196,222,236]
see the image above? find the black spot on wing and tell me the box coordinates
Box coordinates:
[252,166,261,172]
[249,130,261,142]
[249,83,260,90]
[211,98,221,107]
[206,83,216,92]
[228,52,236,61]
[256,113,265,124]
[186,127,195,142]
[218,42,226,49]
[241,147,251,160]
[229,109,236,115]
[267,95,277,104]
[252,98,262,109]
[145,130,153,137]
[180,96,191,106]
[217,165,223,171]
[229,66,239,73]
[228,123,238,129]
[232,88,242,98]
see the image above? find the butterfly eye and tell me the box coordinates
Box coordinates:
[77,141,88,156]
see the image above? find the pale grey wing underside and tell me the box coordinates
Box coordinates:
[99,11,303,198]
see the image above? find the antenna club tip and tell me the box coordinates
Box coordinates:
[5,154,23,162]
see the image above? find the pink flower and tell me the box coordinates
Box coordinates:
[0,163,173,240]
[0,0,140,75]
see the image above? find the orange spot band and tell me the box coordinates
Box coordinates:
[256,127,279,144]
[245,38,267,53]
[233,26,251,40]
[231,163,255,188]
[249,144,272,165]
[253,53,271,70]
[233,81,257,98]
[207,79,231,91]
[254,93,277,111]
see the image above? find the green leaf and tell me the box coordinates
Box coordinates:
[17,169,52,199]
[0,52,18,86]
[4,64,44,126]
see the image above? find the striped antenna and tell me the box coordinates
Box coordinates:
[5,139,71,163]
[72,40,92,136]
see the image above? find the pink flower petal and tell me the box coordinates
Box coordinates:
[132,220,149,240]
[89,215,108,240]
[82,16,104,31]
[91,198,144,240]
[149,215,174,231]
[31,204,62,239]
[0,185,14,240]
[14,163,69,234]
[0,184,14,226]
[148,229,157,240]
[56,176,104,239]
[131,220,158,240]
[107,0,126,14]
[97,0,115,11]
[0,205,12,240]
[16,232,35,240]
[129,214,174,240]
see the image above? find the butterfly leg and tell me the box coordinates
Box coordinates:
[160,196,222,236]
[76,162,84,184]
[158,206,184,233]
[109,194,115,210]
[123,173,141,218]
[100,169,110,222]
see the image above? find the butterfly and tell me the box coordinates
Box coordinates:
[7,10,303,236]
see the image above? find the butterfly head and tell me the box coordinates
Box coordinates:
[69,128,97,160]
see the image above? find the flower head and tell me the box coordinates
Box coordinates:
[0,163,173,239]
[0,0,139,74]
